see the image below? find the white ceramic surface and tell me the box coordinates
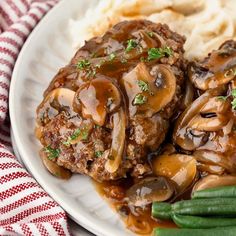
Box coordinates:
[9,0,134,235]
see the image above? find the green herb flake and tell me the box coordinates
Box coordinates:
[230,89,236,110]
[81,129,89,140]
[147,31,154,37]
[148,46,173,61]
[77,59,90,69]
[137,80,149,92]
[232,99,236,110]
[133,94,147,105]
[94,124,100,129]
[44,146,60,160]
[63,127,89,146]
[140,57,146,62]
[62,141,71,146]
[95,151,104,157]
[70,129,82,140]
[54,171,61,177]
[109,53,116,61]
[126,39,138,52]
[232,89,236,97]
[217,96,228,101]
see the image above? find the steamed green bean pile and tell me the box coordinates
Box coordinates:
[152,185,236,236]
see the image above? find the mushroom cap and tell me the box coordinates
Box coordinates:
[152,154,197,192]
[121,62,176,117]
[173,88,230,151]
[126,176,175,206]
[36,88,76,126]
[188,40,236,90]
[74,76,121,126]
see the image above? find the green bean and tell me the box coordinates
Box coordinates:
[152,202,172,220]
[153,198,236,220]
[192,185,236,199]
[174,204,236,216]
[172,214,236,228]
[153,226,236,236]
[173,198,236,211]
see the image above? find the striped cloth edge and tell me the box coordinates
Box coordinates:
[0,1,71,235]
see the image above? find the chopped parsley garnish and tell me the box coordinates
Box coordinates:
[232,89,236,97]
[224,68,236,78]
[133,94,147,105]
[232,99,236,110]
[148,46,173,61]
[126,39,138,52]
[147,31,154,37]
[137,80,149,92]
[63,127,89,146]
[140,57,146,62]
[217,96,228,101]
[231,89,236,109]
[109,53,116,61]
[77,59,90,69]
[217,89,236,110]
[87,69,96,77]
[44,146,60,160]
[95,151,103,157]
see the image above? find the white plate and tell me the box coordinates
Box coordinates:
[10,130,93,236]
[9,0,134,235]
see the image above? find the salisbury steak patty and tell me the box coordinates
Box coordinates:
[36,20,186,181]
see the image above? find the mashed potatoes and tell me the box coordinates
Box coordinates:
[69,0,236,60]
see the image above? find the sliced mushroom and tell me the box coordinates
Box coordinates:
[173,88,230,150]
[197,163,225,175]
[74,77,121,126]
[192,175,236,193]
[121,62,176,117]
[194,150,236,173]
[182,79,194,109]
[188,40,236,90]
[188,97,230,132]
[105,107,126,173]
[37,88,76,126]
[126,177,175,207]
[152,154,197,192]
[40,150,72,179]
[188,114,228,132]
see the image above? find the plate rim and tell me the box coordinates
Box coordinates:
[9,1,131,236]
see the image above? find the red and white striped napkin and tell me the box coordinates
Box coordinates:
[0,1,71,235]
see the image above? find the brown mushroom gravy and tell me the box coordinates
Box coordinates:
[35,19,236,235]
[94,178,176,235]
[36,20,186,182]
